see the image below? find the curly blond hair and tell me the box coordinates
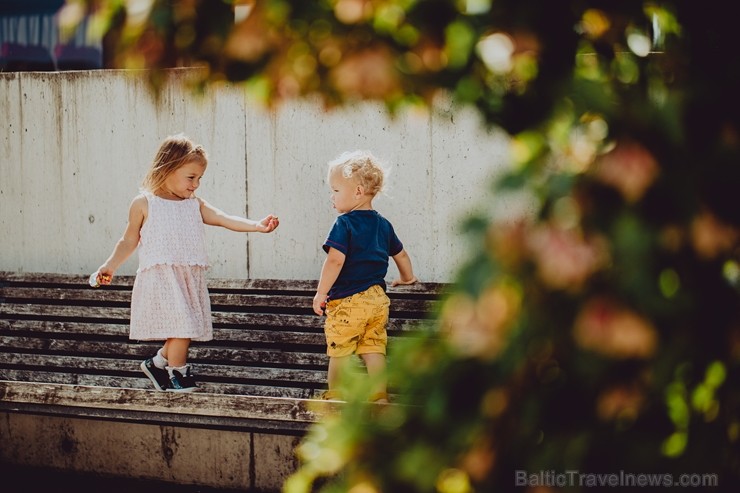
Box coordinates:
[141,134,208,193]
[327,150,388,196]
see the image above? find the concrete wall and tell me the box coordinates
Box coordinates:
[0,69,511,283]
[0,412,300,491]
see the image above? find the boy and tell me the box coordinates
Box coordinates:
[313,150,418,403]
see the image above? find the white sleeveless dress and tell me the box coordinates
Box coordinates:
[129,192,213,341]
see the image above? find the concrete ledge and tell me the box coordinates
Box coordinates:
[0,381,338,433]
[0,411,301,491]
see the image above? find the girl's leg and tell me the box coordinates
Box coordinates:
[163,338,190,367]
[360,353,388,403]
[163,338,197,392]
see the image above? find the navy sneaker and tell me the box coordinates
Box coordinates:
[166,365,198,393]
[140,357,170,391]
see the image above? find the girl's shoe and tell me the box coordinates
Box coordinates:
[140,357,170,391]
[166,365,198,392]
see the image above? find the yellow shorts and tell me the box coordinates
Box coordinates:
[324,285,390,357]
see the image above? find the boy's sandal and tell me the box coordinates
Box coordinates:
[319,390,343,401]
[317,390,389,402]
[368,391,389,403]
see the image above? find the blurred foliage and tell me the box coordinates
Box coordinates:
[67,0,740,491]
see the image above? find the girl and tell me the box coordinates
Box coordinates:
[93,134,279,392]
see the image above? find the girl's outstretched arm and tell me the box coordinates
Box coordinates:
[96,194,147,283]
[198,198,279,233]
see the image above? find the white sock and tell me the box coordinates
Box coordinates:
[153,348,168,369]
[166,365,189,377]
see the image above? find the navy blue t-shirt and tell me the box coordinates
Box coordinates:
[323,210,403,300]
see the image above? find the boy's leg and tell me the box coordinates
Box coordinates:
[323,294,361,400]
[318,355,349,400]
[327,355,350,390]
[323,287,389,401]
[356,286,390,402]
[360,352,386,379]
[360,352,388,403]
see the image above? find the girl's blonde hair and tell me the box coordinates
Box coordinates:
[328,150,388,196]
[141,134,208,193]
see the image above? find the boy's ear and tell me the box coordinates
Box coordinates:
[355,184,365,197]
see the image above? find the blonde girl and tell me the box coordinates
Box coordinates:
[93,134,279,392]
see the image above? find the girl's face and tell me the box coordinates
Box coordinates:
[162,160,206,199]
[329,168,360,213]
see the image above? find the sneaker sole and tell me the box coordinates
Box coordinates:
[140,361,167,391]
[165,386,198,393]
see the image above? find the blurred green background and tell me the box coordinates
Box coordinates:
[69,1,739,491]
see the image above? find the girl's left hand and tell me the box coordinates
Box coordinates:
[259,214,280,232]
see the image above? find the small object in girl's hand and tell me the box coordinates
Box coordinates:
[89,272,111,288]
[89,272,101,288]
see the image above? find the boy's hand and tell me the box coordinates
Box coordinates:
[391,276,419,287]
[258,214,280,233]
[312,292,328,316]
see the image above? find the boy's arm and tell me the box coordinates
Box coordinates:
[96,195,146,283]
[313,247,345,315]
[199,198,279,233]
[391,249,418,286]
